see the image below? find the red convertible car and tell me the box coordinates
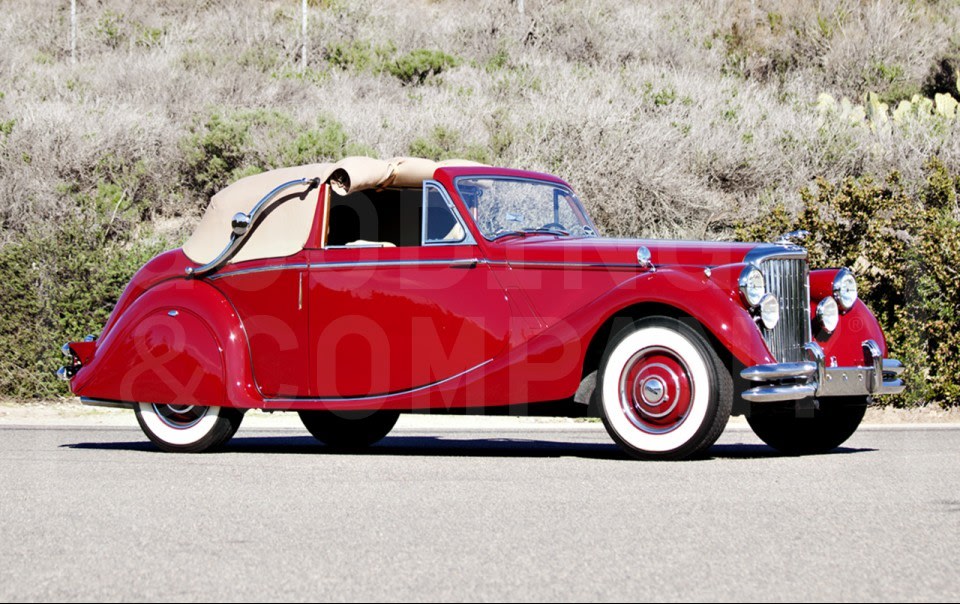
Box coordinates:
[59,156,904,459]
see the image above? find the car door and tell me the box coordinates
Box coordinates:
[305,182,511,398]
[210,253,310,398]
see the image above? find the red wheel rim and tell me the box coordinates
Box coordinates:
[618,346,694,434]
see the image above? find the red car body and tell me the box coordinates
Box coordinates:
[60,160,904,458]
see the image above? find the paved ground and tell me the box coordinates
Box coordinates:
[1,419,958,602]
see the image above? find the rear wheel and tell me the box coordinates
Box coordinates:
[597,317,733,460]
[299,410,400,449]
[747,398,867,455]
[135,403,244,453]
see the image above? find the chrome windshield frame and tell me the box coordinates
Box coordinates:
[421,180,477,246]
[452,175,598,241]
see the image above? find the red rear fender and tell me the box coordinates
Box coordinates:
[71,279,261,409]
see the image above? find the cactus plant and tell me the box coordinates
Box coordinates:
[934,92,958,118]
[818,82,958,126]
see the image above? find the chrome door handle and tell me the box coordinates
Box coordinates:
[449,258,479,269]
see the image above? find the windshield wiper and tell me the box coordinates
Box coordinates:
[520,227,571,236]
[491,229,527,241]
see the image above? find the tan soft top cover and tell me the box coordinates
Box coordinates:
[182,156,484,265]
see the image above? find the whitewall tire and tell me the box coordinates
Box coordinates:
[135,403,244,453]
[597,317,732,460]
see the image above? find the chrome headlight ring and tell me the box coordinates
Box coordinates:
[758,293,780,329]
[833,268,858,312]
[817,296,840,333]
[738,265,765,308]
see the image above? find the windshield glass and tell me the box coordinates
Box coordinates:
[455,177,597,240]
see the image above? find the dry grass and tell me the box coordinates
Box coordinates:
[1,0,959,242]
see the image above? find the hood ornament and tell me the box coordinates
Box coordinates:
[776,229,811,245]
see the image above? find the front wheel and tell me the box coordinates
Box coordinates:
[597,317,733,460]
[747,398,867,455]
[299,410,400,449]
[134,403,244,453]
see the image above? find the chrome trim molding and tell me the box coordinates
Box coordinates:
[422,179,477,246]
[209,263,309,280]
[265,359,494,405]
[210,256,654,280]
[743,244,808,265]
[740,338,905,403]
[80,397,135,410]
[499,260,649,271]
[312,259,485,271]
[187,177,320,279]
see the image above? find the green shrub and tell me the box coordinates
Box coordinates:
[408,125,489,164]
[324,41,393,73]
[0,216,161,399]
[182,110,372,199]
[182,113,253,197]
[738,158,960,407]
[278,118,374,165]
[387,49,459,85]
[0,119,14,138]
[96,10,128,50]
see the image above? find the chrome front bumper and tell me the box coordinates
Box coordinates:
[741,340,905,403]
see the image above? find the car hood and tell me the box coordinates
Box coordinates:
[498,237,761,267]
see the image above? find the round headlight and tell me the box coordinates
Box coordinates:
[759,293,780,329]
[739,265,765,307]
[833,268,858,311]
[817,296,840,333]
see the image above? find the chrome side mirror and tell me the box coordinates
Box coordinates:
[231,212,251,237]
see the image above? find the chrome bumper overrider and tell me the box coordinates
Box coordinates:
[741,340,905,403]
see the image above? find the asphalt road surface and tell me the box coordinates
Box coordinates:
[1,421,959,602]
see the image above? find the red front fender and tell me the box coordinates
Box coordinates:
[577,268,776,368]
[72,279,262,409]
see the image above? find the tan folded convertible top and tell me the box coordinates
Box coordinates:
[182,156,484,265]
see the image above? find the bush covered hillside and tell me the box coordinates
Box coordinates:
[0,0,958,404]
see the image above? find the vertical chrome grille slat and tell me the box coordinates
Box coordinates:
[759,256,810,362]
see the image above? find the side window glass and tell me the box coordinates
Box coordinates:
[423,184,466,244]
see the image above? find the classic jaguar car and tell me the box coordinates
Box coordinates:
[58,156,905,459]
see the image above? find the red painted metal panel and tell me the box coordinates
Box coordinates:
[305,245,511,398]
[210,254,309,397]
[72,279,261,409]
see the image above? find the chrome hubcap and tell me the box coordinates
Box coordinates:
[640,377,666,404]
[153,404,208,430]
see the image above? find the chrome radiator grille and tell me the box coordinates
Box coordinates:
[759,257,811,362]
